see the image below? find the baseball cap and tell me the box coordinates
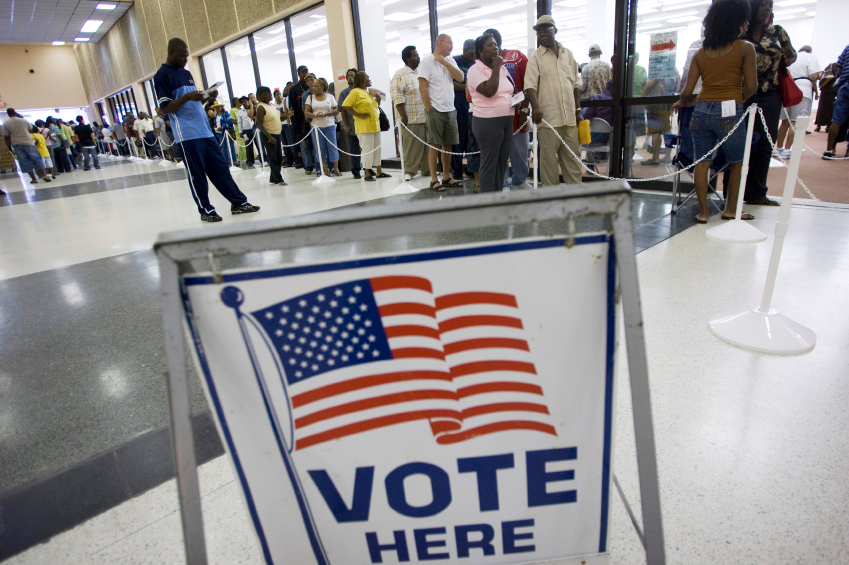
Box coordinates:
[533,15,556,31]
[589,44,602,53]
[463,39,475,52]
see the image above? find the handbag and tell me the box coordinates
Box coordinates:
[378,107,390,132]
[778,60,803,108]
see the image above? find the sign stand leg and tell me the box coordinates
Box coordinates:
[158,255,209,565]
[391,123,420,194]
[613,195,666,564]
[312,127,336,185]
[709,117,816,354]
[705,105,767,242]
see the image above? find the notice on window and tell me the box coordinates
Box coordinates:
[648,32,678,80]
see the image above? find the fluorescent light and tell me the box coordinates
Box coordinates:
[384,12,422,21]
[774,0,814,6]
[773,15,796,21]
[267,24,286,35]
[310,14,325,18]
[555,0,586,6]
[81,20,103,33]
[639,10,697,23]
[666,15,701,23]
[95,3,116,9]
[438,0,469,8]
[52,41,65,45]
[806,10,816,16]
[74,37,90,42]
[773,7,806,15]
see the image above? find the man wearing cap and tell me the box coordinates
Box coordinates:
[418,34,466,191]
[450,39,477,182]
[581,44,611,100]
[525,16,583,186]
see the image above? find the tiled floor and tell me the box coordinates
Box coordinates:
[2,157,847,563]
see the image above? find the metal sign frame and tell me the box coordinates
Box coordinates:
[154,181,666,565]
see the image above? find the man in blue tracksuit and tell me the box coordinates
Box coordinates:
[155,38,259,222]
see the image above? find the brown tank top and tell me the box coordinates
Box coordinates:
[694,41,746,103]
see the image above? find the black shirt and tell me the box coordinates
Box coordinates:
[74,124,95,147]
[289,79,308,135]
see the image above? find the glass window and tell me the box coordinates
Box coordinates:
[144,79,157,112]
[381,0,431,83]
[289,5,332,87]
[255,20,293,93]
[201,49,233,109]
[225,37,258,100]
[437,0,531,57]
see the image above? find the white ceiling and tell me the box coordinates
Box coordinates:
[0,0,132,44]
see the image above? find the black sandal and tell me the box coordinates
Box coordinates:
[721,213,754,220]
[375,172,391,178]
[443,178,461,187]
[430,180,445,192]
[364,175,376,182]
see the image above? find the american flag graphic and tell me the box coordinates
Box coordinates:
[251,275,556,450]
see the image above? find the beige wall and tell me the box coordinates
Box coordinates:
[0,44,89,110]
[74,0,354,105]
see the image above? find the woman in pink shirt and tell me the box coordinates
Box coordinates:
[467,34,516,193]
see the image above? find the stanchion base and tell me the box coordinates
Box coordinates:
[312,174,336,186]
[709,307,816,355]
[705,219,767,243]
[255,169,266,179]
[158,160,174,167]
[228,166,242,173]
[390,182,420,194]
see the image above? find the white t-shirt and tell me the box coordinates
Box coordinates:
[787,51,820,100]
[418,54,461,113]
[306,94,337,128]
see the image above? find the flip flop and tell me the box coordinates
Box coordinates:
[430,180,445,192]
[721,213,754,220]
[375,172,391,178]
[694,216,708,224]
[364,176,376,182]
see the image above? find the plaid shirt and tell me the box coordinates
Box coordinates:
[390,65,426,124]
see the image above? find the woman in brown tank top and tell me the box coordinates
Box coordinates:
[673,0,758,223]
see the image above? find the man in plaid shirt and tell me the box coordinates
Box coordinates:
[391,46,430,180]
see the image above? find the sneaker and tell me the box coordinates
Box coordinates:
[779,149,792,159]
[231,203,260,215]
[405,174,411,181]
[305,169,313,175]
[352,171,361,179]
[201,211,223,222]
[822,150,834,160]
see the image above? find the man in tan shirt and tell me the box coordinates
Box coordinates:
[525,15,584,186]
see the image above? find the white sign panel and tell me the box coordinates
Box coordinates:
[181,235,617,565]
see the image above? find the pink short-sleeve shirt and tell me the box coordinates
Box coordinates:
[467,61,514,119]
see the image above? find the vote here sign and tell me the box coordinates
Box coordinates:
[181,234,617,565]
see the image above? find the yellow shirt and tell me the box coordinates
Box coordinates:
[525,42,579,128]
[341,88,380,134]
[257,102,282,135]
[31,133,49,157]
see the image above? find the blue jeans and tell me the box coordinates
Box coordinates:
[52,144,72,173]
[690,101,746,164]
[300,132,314,170]
[81,146,100,169]
[13,144,45,174]
[313,126,339,167]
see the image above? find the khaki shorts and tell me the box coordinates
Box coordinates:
[426,109,459,146]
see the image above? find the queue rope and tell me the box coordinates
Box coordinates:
[397,115,532,157]
[757,107,821,201]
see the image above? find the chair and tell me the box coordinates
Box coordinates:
[580,118,612,174]
[670,106,728,215]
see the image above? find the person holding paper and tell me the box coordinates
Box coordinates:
[672,0,758,223]
[466,35,515,193]
[155,38,259,222]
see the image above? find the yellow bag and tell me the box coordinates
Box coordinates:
[578,119,592,145]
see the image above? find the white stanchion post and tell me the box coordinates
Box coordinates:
[312,127,336,186]
[709,116,815,354]
[391,123,419,194]
[158,136,173,167]
[705,105,767,242]
[254,132,267,180]
[225,133,241,173]
[532,118,539,190]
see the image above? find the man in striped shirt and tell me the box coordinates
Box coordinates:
[391,46,430,180]
[824,44,849,159]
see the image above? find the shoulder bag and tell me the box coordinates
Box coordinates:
[778,60,804,107]
[378,107,390,132]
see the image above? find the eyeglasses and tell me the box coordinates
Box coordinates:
[535,26,556,35]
